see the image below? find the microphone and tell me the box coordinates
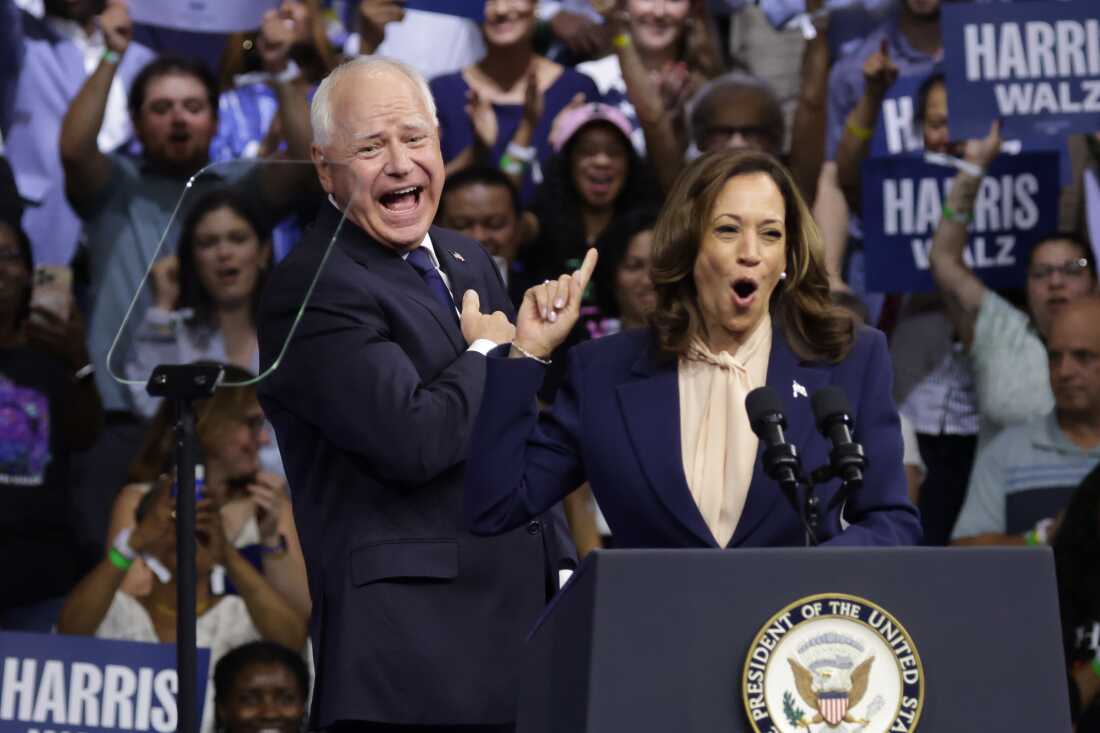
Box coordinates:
[746,386,802,488]
[810,386,866,489]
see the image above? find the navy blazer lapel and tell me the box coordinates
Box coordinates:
[432,228,480,313]
[729,329,830,546]
[333,213,465,353]
[616,345,718,547]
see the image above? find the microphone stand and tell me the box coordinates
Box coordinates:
[145,363,224,733]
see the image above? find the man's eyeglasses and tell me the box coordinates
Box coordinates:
[1028,258,1090,281]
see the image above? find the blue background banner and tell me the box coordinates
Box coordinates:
[942,0,1100,140]
[0,632,211,733]
[861,151,1061,292]
[404,1,485,22]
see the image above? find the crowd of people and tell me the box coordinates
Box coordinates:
[2,0,1100,729]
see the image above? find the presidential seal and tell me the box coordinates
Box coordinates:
[742,593,924,733]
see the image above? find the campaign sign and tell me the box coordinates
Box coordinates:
[404,0,485,22]
[0,632,210,733]
[129,0,277,33]
[861,151,1060,292]
[942,0,1100,140]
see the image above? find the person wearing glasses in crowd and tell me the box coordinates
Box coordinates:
[929,121,1098,452]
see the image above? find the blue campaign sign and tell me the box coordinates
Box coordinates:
[0,632,210,733]
[869,74,924,158]
[942,0,1100,140]
[861,151,1061,292]
[404,1,484,22]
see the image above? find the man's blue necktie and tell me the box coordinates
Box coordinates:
[406,246,457,320]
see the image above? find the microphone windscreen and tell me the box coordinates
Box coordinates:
[746,386,783,426]
[811,385,852,427]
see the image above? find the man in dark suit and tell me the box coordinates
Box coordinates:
[257,57,572,732]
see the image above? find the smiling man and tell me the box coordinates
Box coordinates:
[257,56,574,732]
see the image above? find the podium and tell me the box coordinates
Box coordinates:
[517,548,1071,732]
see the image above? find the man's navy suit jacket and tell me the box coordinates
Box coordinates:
[257,206,573,727]
[466,325,922,549]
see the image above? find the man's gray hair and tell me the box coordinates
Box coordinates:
[686,71,783,146]
[311,56,439,147]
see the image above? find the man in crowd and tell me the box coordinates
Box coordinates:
[0,0,155,266]
[258,57,573,731]
[952,297,1100,546]
[438,166,534,307]
[59,9,312,415]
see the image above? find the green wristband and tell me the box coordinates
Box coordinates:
[942,203,972,225]
[108,546,133,570]
[102,49,121,65]
[1091,656,1100,679]
[1025,529,1039,546]
[499,153,524,176]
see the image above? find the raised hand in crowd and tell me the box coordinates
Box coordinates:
[98,0,133,56]
[244,469,312,619]
[929,119,1002,347]
[357,0,406,55]
[465,87,498,153]
[512,247,598,361]
[549,10,606,61]
[863,38,899,101]
[835,39,900,213]
[150,255,180,312]
[24,305,103,450]
[256,4,307,74]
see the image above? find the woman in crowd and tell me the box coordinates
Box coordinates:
[587,206,660,339]
[524,102,658,284]
[580,0,724,190]
[58,480,307,733]
[126,188,272,420]
[465,149,921,549]
[106,364,309,619]
[430,0,599,201]
[214,640,309,733]
[1053,465,1100,729]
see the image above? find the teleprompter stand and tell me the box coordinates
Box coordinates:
[146,363,224,733]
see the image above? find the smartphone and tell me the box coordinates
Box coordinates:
[29,265,72,323]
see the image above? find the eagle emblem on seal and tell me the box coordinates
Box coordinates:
[787,632,874,728]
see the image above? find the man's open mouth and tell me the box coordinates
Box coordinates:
[380,186,422,213]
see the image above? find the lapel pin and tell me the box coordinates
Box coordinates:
[792,380,807,399]
[451,250,466,263]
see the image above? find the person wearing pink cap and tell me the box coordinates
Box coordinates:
[524,101,660,289]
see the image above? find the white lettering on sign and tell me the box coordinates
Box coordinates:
[965,20,1100,81]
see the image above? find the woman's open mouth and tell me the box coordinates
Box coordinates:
[731,278,758,307]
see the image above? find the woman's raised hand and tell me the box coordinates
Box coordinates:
[513,248,599,361]
[465,87,498,151]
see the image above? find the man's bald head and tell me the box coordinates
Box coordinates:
[1048,296,1100,420]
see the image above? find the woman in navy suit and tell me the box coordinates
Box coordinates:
[465,149,921,549]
